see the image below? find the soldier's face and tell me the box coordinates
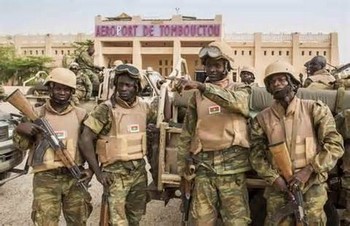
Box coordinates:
[116,74,137,102]
[205,58,227,82]
[268,74,289,97]
[240,72,255,84]
[50,83,73,105]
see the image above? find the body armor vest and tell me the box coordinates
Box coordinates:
[190,89,250,154]
[96,99,148,166]
[257,97,319,170]
[30,106,86,172]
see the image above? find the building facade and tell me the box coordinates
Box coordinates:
[0,13,339,85]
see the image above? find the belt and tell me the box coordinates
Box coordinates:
[48,166,84,175]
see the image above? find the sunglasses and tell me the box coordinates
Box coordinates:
[199,46,222,59]
[115,64,140,77]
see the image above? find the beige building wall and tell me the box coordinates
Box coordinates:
[0,13,339,86]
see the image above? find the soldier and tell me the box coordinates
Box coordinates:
[78,63,156,225]
[303,55,335,89]
[76,41,103,96]
[249,60,344,225]
[12,68,92,226]
[176,41,252,225]
[240,66,258,86]
[69,62,93,104]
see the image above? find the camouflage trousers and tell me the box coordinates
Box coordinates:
[32,170,92,226]
[106,167,148,226]
[342,143,350,223]
[263,183,327,226]
[191,172,251,226]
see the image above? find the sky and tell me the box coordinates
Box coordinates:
[0,0,349,63]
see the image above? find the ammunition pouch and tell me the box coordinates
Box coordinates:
[269,142,293,182]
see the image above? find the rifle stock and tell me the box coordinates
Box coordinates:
[6,89,88,191]
[269,141,293,182]
[99,185,109,226]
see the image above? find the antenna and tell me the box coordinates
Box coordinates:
[175,7,180,15]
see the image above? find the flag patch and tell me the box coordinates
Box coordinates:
[128,124,140,133]
[208,105,221,114]
[54,130,67,140]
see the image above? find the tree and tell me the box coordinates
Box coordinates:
[0,46,52,85]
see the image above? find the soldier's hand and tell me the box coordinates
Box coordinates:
[15,122,43,137]
[273,176,289,192]
[79,168,94,186]
[176,79,205,92]
[289,164,313,190]
[96,172,114,186]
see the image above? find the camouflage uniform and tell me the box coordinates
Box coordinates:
[177,81,252,225]
[335,110,350,223]
[303,69,335,89]
[76,51,101,96]
[250,97,344,226]
[83,96,156,226]
[72,70,93,104]
[13,101,92,226]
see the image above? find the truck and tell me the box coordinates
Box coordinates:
[0,107,26,186]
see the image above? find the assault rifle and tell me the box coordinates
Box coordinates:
[6,89,88,191]
[99,184,110,226]
[181,156,195,225]
[269,142,308,226]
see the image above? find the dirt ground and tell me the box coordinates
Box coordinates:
[0,164,182,226]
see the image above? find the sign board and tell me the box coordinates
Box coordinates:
[95,24,221,38]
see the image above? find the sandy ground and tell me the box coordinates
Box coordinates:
[0,166,182,226]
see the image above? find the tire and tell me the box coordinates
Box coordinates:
[0,172,11,186]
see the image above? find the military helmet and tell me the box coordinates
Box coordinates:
[44,68,76,90]
[113,64,142,91]
[264,60,300,87]
[240,66,256,77]
[69,62,80,70]
[199,41,234,70]
[113,60,123,67]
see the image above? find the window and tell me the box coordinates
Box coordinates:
[271,51,274,56]
[67,50,70,54]
[41,50,45,55]
[159,60,162,66]
[61,50,64,55]
[30,50,33,55]
[24,50,27,55]
[286,51,289,56]
[264,51,267,56]
[35,50,38,55]
[323,51,327,56]
[279,51,282,56]
[234,50,237,55]
[316,51,319,55]
[249,50,252,56]
[55,50,58,55]
[165,68,168,76]
[159,68,163,75]
[171,60,173,65]
[241,50,244,56]
[309,51,312,56]
[302,51,305,56]
[165,60,168,66]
